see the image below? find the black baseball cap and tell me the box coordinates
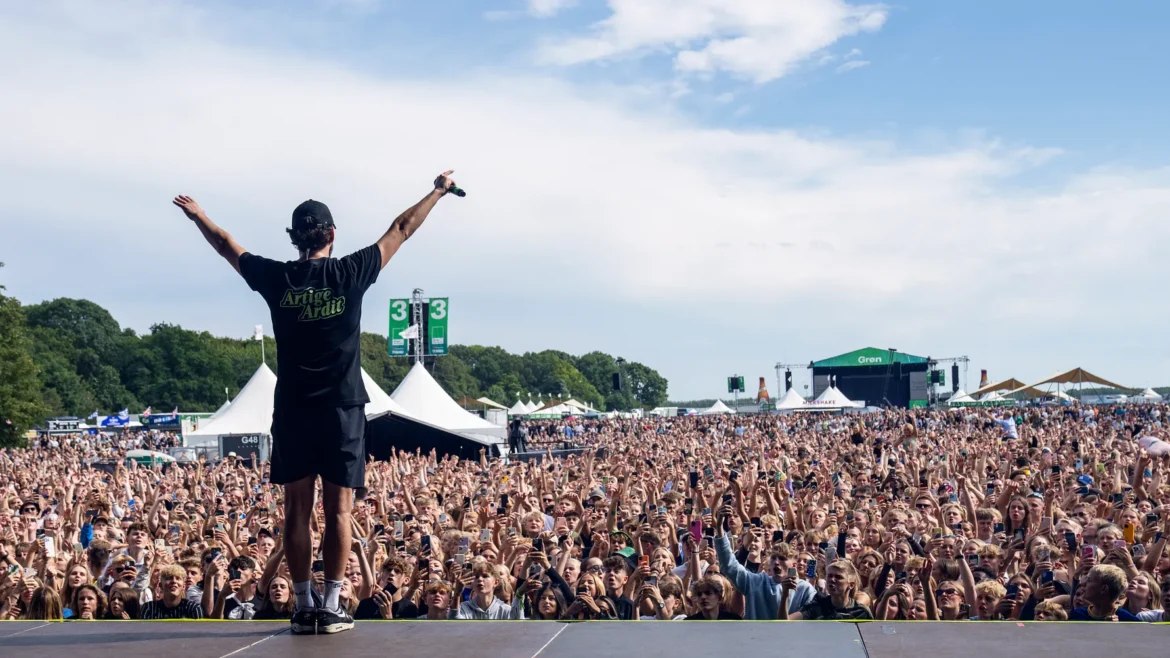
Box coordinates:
[291,200,334,231]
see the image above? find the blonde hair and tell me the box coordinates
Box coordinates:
[1090,564,1128,603]
[1034,600,1068,620]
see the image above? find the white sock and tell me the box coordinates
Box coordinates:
[323,579,343,612]
[294,581,315,610]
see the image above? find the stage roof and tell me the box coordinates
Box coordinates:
[812,347,928,369]
[970,378,1027,398]
[1018,368,1134,393]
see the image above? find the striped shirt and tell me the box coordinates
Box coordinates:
[140,598,205,620]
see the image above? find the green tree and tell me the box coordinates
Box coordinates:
[624,361,669,408]
[0,270,48,446]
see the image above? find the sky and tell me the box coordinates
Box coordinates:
[2,0,1170,401]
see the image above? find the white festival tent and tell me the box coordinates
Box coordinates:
[508,400,529,415]
[390,362,507,445]
[186,363,277,448]
[774,388,807,411]
[800,386,862,411]
[947,390,975,405]
[1134,388,1163,403]
[703,400,735,415]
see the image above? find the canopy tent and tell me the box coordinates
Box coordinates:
[774,388,807,411]
[508,400,529,415]
[562,399,595,413]
[365,368,506,460]
[523,400,539,413]
[970,378,1027,399]
[125,449,175,465]
[1022,368,1133,392]
[526,403,582,418]
[980,391,1006,402]
[946,390,974,405]
[702,400,735,415]
[1133,388,1164,403]
[186,363,277,447]
[210,399,231,419]
[476,397,508,410]
[800,386,861,411]
[390,362,507,444]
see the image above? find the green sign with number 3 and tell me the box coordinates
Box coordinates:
[388,298,410,356]
[428,298,448,355]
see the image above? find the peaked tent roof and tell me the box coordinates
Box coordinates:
[774,388,806,410]
[971,378,1027,399]
[209,399,232,420]
[703,400,735,415]
[1136,388,1163,400]
[509,400,529,415]
[390,362,506,440]
[802,386,860,410]
[1019,368,1135,393]
[362,369,413,417]
[188,363,277,439]
[476,397,508,410]
[947,390,974,405]
[523,400,539,413]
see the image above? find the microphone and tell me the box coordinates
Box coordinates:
[447,185,467,198]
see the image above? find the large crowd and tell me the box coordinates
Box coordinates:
[2,403,1168,623]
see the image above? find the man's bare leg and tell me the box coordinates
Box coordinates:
[320,479,353,615]
[284,475,316,617]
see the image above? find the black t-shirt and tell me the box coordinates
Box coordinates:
[685,610,743,620]
[612,596,636,621]
[239,246,381,408]
[799,593,873,620]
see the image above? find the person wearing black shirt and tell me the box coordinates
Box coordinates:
[173,170,458,636]
[140,565,204,620]
[780,560,872,620]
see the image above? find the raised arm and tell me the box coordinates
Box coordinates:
[173,196,247,274]
[375,171,457,269]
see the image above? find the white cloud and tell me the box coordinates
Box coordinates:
[836,60,869,73]
[3,0,1170,396]
[529,0,577,18]
[536,0,888,82]
[714,92,735,104]
[844,47,863,59]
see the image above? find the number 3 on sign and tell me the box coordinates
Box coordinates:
[429,299,447,320]
[390,300,409,321]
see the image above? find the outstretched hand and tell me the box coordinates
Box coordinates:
[434,170,457,194]
[173,195,206,221]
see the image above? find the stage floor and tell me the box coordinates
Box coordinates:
[1,620,1166,658]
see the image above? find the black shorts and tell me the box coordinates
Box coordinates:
[270,404,366,488]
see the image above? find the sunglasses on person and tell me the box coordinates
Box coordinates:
[936,588,959,598]
[915,503,932,510]
[585,565,603,573]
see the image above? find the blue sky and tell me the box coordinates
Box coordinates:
[2,0,1170,400]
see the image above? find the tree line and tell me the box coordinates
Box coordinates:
[0,285,668,446]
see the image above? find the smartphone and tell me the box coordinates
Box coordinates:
[644,575,658,588]
[1037,547,1051,562]
[312,560,324,573]
[394,521,405,538]
[479,528,491,543]
[373,524,385,536]
[846,511,854,523]
[528,563,543,580]
[576,586,589,597]
[772,530,783,543]
[895,571,907,583]
[229,567,241,581]
[750,517,762,528]
[787,567,798,579]
[500,494,509,509]
[824,546,838,563]
[639,555,650,569]
[1040,570,1054,584]
[1147,513,1160,527]
[721,494,733,506]
[1006,583,1020,599]
[689,520,703,543]
[1124,524,1136,544]
[459,537,470,553]
[729,470,739,482]
[966,553,980,567]
[1013,529,1026,543]
[532,537,543,552]
[1080,544,1095,561]
[805,559,817,580]
[994,522,1005,534]
[421,535,432,554]
[1064,531,1077,553]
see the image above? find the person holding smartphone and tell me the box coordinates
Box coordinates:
[712,500,814,618]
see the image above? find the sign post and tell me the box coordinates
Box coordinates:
[428,297,448,355]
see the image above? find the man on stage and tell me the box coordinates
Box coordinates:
[173,170,459,635]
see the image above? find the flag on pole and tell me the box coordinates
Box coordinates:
[399,324,419,340]
[142,406,152,417]
[87,410,99,420]
[254,325,264,341]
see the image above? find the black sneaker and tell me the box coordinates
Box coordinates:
[291,607,317,635]
[317,606,354,635]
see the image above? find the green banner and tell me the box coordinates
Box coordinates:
[428,298,448,355]
[388,299,410,356]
